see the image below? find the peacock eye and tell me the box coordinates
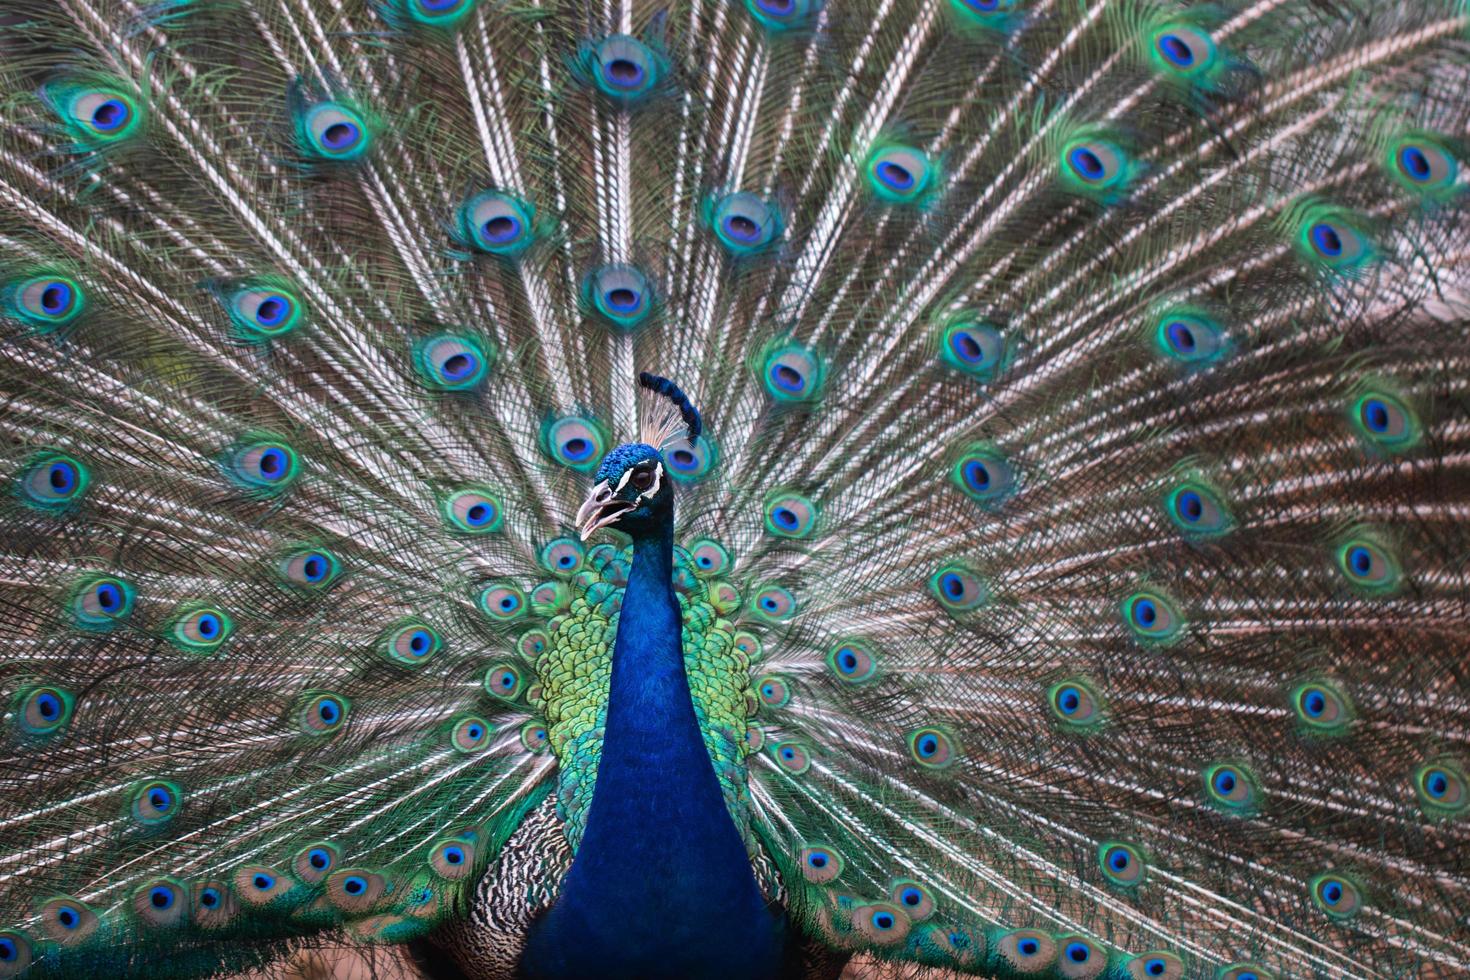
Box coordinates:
[629,466,655,492]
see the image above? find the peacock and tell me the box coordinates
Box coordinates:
[0,0,1467,976]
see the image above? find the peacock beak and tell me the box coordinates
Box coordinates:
[576,480,634,541]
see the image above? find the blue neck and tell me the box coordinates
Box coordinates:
[521,519,784,979]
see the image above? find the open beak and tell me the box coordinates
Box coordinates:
[575,480,634,541]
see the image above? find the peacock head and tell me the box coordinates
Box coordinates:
[575,372,701,542]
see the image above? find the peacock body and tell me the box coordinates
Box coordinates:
[0,0,1468,977]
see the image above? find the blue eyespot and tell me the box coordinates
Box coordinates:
[1099,842,1146,886]
[443,488,504,532]
[938,320,1006,380]
[385,622,443,665]
[764,492,818,539]
[452,715,493,752]
[908,727,958,769]
[298,102,371,160]
[132,779,182,825]
[18,452,90,509]
[798,844,843,882]
[1204,762,1259,813]
[544,417,607,472]
[1061,138,1133,196]
[1414,761,1466,816]
[584,264,653,328]
[416,334,493,391]
[929,563,986,614]
[1153,311,1228,366]
[1310,873,1363,919]
[224,439,300,495]
[827,640,878,683]
[7,274,87,331]
[1122,590,1182,643]
[744,0,820,30]
[759,343,824,402]
[254,873,275,890]
[864,144,937,204]
[459,190,536,256]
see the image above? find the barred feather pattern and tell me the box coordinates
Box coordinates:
[0,0,1468,977]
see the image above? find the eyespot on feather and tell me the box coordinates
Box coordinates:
[1098,841,1146,887]
[429,837,476,879]
[744,0,822,31]
[193,881,237,928]
[5,274,85,332]
[864,142,938,204]
[1335,536,1401,594]
[168,605,234,653]
[222,438,300,496]
[234,866,293,906]
[1162,480,1233,537]
[130,779,182,826]
[132,878,188,928]
[415,333,493,391]
[1127,951,1186,979]
[759,342,825,402]
[1217,964,1274,980]
[325,869,388,913]
[772,741,811,774]
[0,930,33,975]
[1203,762,1260,814]
[16,452,89,509]
[298,691,349,735]
[1056,936,1108,979]
[798,845,844,883]
[688,538,732,577]
[938,319,1007,380]
[1290,679,1352,734]
[853,902,910,945]
[451,715,493,753]
[888,879,936,921]
[827,639,878,684]
[951,445,1017,507]
[477,583,526,624]
[1414,760,1467,818]
[929,563,987,614]
[540,537,587,576]
[383,622,443,666]
[458,191,536,256]
[755,675,792,708]
[67,574,135,630]
[520,720,550,754]
[1121,590,1183,643]
[14,685,75,736]
[37,897,98,944]
[297,101,371,161]
[1048,678,1105,730]
[707,191,783,255]
[996,929,1057,974]
[664,435,716,482]
[278,548,341,590]
[584,34,667,101]
[543,417,608,471]
[1348,389,1421,453]
[583,265,654,329]
[294,843,341,884]
[749,584,797,623]
[1310,873,1363,920]
[908,727,959,769]
[764,492,818,539]
[1149,24,1217,77]
[442,487,503,533]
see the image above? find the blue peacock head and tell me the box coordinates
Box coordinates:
[575,372,701,541]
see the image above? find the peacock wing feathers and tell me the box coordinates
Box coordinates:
[1,0,1469,976]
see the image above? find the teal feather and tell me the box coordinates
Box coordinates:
[0,0,1467,977]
